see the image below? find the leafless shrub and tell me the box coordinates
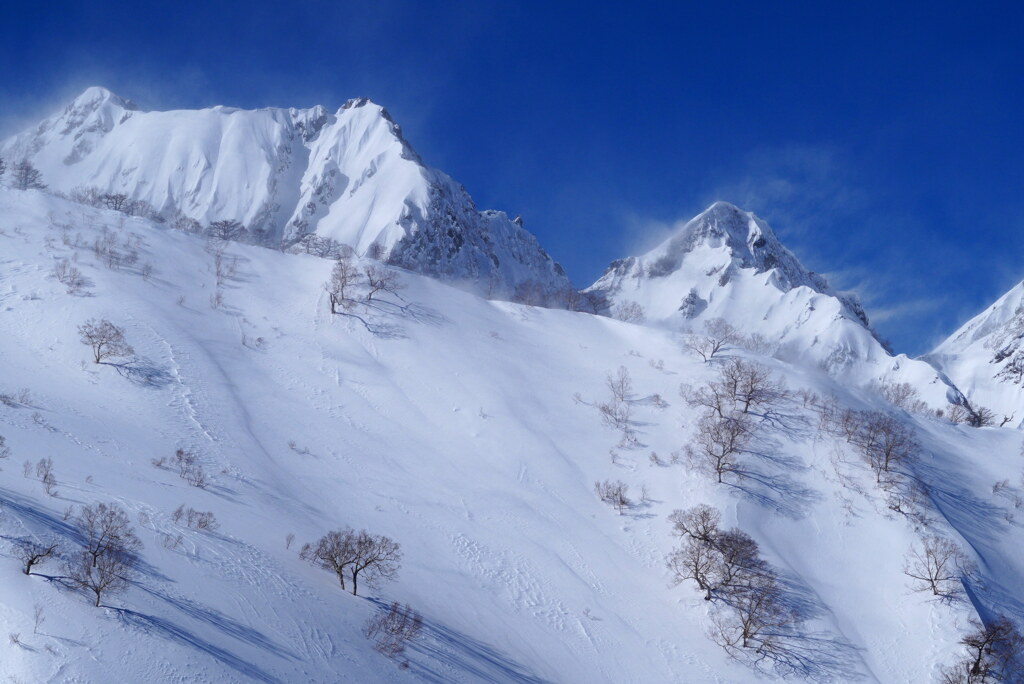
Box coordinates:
[949,400,996,428]
[364,265,403,301]
[612,300,645,323]
[78,319,134,364]
[0,435,9,461]
[594,480,631,514]
[53,259,87,294]
[364,601,423,659]
[16,539,58,575]
[35,458,58,496]
[209,289,224,309]
[904,536,974,599]
[875,381,928,413]
[285,533,295,550]
[161,534,183,550]
[33,604,44,634]
[183,507,219,531]
[172,449,207,488]
[326,256,360,313]
[606,366,633,403]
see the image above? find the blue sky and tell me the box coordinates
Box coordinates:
[2,1,1022,354]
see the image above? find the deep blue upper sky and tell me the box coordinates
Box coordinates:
[2,2,1022,354]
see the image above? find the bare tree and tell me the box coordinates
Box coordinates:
[684,318,738,362]
[11,159,46,191]
[667,537,720,600]
[709,572,798,656]
[207,219,246,241]
[854,412,918,483]
[941,617,1023,683]
[687,413,753,483]
[594,479,631,514]
[0,434,9,461]
[76,502,142,569]
[364,601,423,658]
[350,531,402,596]
[301,528,359,590]
[364,265,403,301]
[719,359,788,416]
[326,256,359,313]
[100,193,130,212]
[65,546,134,606]
[668,504,721,545]
[16,540,58,575]
[904,536,972,599]
[78,319,134,364]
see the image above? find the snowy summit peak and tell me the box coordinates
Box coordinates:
[68,85,137,112]
[1,89,570,299]
[583,201,963,402]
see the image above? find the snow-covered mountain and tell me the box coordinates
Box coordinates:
[925,281,1024,425]
[2,187,1022,683]
[0,87,569,297]
[586,201,963,408]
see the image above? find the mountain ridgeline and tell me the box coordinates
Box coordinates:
[0,87,570,301]
[0,86,1008,414]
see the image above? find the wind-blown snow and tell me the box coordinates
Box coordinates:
[0,188,1022,682]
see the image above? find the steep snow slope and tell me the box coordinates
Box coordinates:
[0,87,569,297]
[925,281,1024,426]
[586,202,963,409]
[1,189,1022,683]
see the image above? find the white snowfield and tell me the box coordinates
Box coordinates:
[1,187,1023,683]
[926,281,1024,427]
[0,88,569,298]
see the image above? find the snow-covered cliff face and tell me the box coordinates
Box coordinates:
[0,87,569,297]
[586,201,963,407]
[925,281,1024,425]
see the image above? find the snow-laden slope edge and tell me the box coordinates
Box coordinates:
[924,280,1024,426]
[0,87,570,298]
[585,201,964,409]
[0,189,1022,682]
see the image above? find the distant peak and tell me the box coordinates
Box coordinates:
[340,96,380,111]
[69,86,136,112]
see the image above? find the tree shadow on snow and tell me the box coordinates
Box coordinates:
[105,357,174,388]
[727,442,820,520]
[365,598,551,683]
[136,584,298,661]
[113,608,281,683]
